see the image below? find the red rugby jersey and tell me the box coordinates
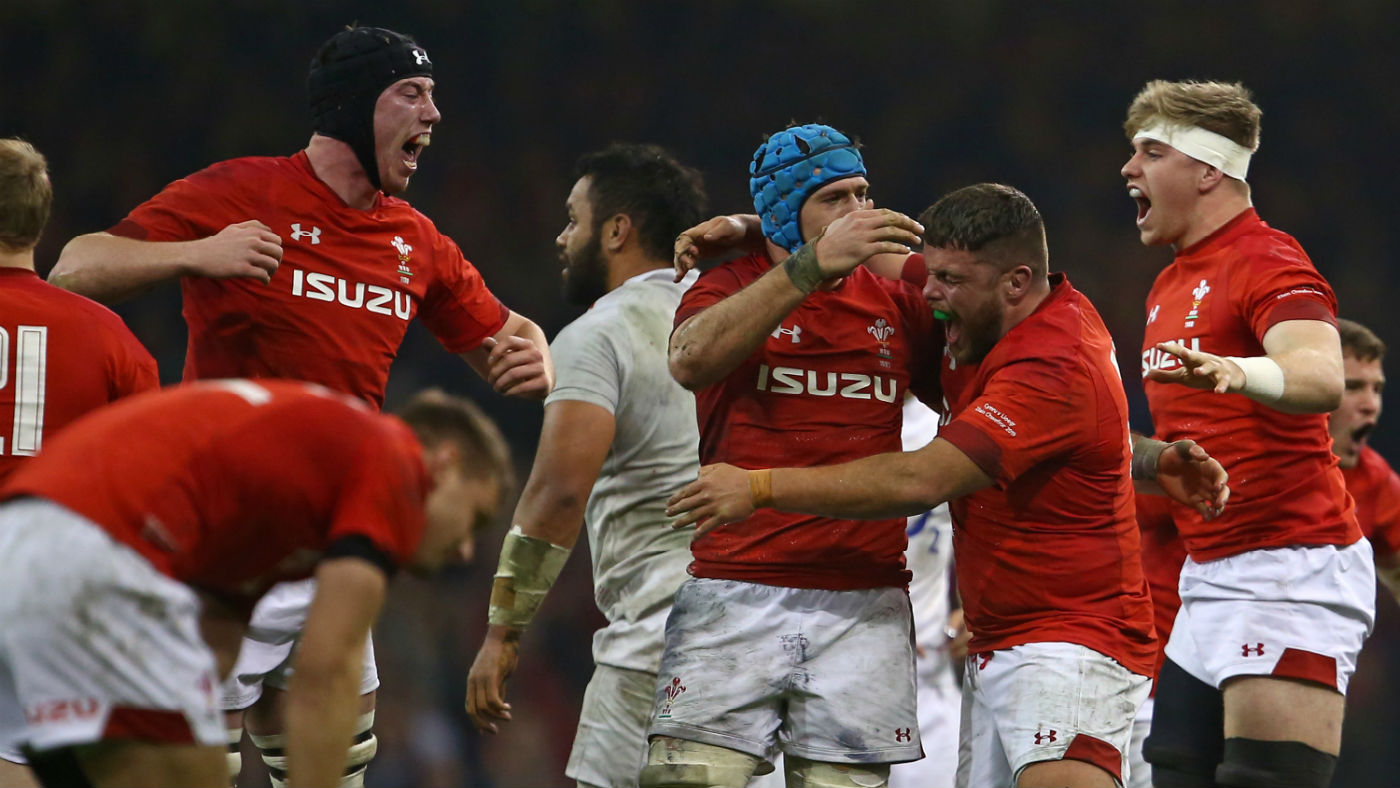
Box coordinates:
[939,274,1156,676]
[1140,209,1359,561]
[0,268,158,484]
[0,380,428,605]
[676,251,942,589]
[1135,490,1186,688]
[109,152,509,407]
[1344,446,1400,558]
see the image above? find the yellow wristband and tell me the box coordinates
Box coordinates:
[748,469,774,508]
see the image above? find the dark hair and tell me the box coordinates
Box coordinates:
[573,143,707,262]
[1337,318,1387,362]
[396,388,515,497]
[918,183,1048,276]
[0,138,53,252]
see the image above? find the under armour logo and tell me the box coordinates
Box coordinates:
[1034,729,1058,745]
[772,324,802,344]
[412,49,431,66]
[290,223,321,244]
[1192,279,1211,302]
[976,652,993,670]
[1242,643,1266,657]
[894,728,912,742]
[1147,304,1160,325]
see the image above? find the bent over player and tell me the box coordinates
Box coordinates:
[0,380,509,788]
[47,26,552,787]
[1125,79,1373,787]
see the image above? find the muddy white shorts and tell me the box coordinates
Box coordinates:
[888,656,960,788]
[220,578,378,710]
[1165,541,1375,693]
[1125,695,1154,788]
[648,577,922,766]
[957,641,1149,788]
[567,663,656,788]
[0,499,224,755]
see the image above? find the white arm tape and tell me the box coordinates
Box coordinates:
[1225,355,1285,403]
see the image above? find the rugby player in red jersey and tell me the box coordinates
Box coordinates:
[1125,80,1371,787]
[46,27,552,787]
[0,381,509,788]
[644,123,938,788]
[1329,319,1400,602]
[0,139,158,487]
[670,183,1228,788]
[0,139,159,788]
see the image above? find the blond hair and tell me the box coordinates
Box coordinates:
[1124,80,1262,152]
[0,138,53,252]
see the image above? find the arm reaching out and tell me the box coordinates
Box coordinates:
[672,214,763,282]
[1145,319,1343,414]
[50,222,284,303]
[1131,434,1231,519]
[461,311,555,400]
[667,437,991,536]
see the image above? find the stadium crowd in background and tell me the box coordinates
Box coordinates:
[2,14,1400,787]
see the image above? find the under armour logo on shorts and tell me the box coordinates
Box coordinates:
[976,652,993,670]
[1034,729,1058,745]
[894,728,912,742]
[1242,642,1266,657]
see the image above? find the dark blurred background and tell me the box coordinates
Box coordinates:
[4,1,1397,785]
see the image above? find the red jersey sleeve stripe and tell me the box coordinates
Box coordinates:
[938,421,1003,481]
[1260,297,1335,331]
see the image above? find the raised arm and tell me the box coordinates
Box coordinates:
[1148,319,1343,414]
[668,437,993,535]
[672,213,763,281]
[669,208,922,391]
[50,222,283,303]
[466,399,614,733]
[460,310,555,400]
[286,557,386,788]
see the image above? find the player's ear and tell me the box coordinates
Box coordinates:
[604,213,632,253]
[1198,163,1226,195]
[1005,265,1033,298]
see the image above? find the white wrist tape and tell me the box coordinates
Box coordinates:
[1225,355,1285,403]
[1134,123,1255,180]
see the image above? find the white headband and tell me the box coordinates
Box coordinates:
[1133,123,1256,180]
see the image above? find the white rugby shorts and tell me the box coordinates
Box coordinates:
[956,641,1149,788]
[648,578,923,766]
[0,499,224,755]
[888,655,960,788]
[1165,540,1376,693]
[220,578,378,710]
[567,664,656,788]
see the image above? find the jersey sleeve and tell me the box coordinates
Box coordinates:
[418,234,511,354]
[107,164,249,242]
[1366,466,1400,558]
[1235,253,1338,340]
[938,359,1084,486]
[326,418,429,568]
[544,316,624,414]
[674,265,745,327]
[102,318,161,398]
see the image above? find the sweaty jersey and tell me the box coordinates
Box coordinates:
[0,268,158,484]
[546,268,699,672]
[1135,489,1186,687]
[1141,209,1359,560]
[0,380,428,606]
[676,251,942,590]
[1344,446,1400,559]
[939,274,1156,676]
[109,152,509,407]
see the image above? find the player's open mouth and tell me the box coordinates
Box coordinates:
[1353,422,1376,444]
[401,133,431,169]
[1129,186,1151,225]
[942,314,961,346]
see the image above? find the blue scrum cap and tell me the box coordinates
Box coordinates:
[749,124,867,252]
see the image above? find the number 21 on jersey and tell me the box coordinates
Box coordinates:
[0,325,48,456]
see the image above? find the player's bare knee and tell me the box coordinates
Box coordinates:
[248,711,376,788]
[783,756,890,788]
[1214,738,1336,788]
[639,737,761,788]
